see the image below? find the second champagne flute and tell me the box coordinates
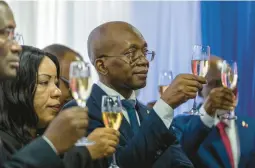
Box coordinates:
[69,60,94,146]
[220,60,238,120]
[158,70,173,96]
[190,45,210,115]
[102,95,123,168]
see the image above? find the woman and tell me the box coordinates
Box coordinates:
[0,45,62,164]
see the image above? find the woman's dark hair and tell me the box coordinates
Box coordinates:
[0,45,60,144]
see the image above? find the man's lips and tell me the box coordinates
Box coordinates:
[133,70,148,79]
[133,69,148,75]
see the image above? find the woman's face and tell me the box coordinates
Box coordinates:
[33,56,61,128]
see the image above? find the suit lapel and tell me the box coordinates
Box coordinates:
[136,101,148,123]
[199,127,232,168]
[90,84,105,111]
[119,117,134,139]
[90,84,133,140]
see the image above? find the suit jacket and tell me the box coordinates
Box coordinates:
[63,84,193,168]
[171,114,255,168]
[0,130,92,168]
[0,129,62,168]
[63,146,93,168]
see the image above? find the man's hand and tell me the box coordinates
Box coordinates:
[203,87,236,117]
[43,107,89,154]
[87,128,120,159]
[161,74,206,109]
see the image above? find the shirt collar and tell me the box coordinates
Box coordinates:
[97,81,137,103]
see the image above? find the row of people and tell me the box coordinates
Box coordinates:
[0,1,112,168]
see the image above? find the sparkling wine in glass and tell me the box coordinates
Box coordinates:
[69,61,94,146]
[102,95,123,168]
[190,45,210,115]
[158,70,173,96]
[220,60,238,120]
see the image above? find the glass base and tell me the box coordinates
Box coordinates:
[109,163,119,168]
[75,137,95,146]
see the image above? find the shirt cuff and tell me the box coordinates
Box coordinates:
[42,135,58,154]
[153,98,174,128]
[200,105,216,128]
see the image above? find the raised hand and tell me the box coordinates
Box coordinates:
[43,107,89,154]
[161,74,206,109]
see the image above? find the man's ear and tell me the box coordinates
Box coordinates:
[95,59,108,76]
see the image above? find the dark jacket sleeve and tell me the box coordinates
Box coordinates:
[2,137,62,168]
[152,143,194,168]
[116,109,177,168]
[63,146,93,168]
[171,115,211,161]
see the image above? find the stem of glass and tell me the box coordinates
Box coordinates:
[192,92,198,112]
[112,153,117,166]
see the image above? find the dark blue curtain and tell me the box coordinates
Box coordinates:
[201,1,255,117]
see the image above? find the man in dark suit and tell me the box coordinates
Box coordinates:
[172,56,255,168]
[0,1,90,168]
[63,21,207,168]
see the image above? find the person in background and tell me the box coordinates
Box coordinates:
[171,56,255,168]
[43,44,83,108]
[43,44,121,168]
[63,21,207,168]
[0,1,21,79]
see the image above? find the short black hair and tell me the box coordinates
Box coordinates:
[43,44,83,61]
[0,45,60,144]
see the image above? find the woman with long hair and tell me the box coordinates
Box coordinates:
[0,45,62,163]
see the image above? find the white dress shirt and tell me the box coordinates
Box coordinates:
[97,81,174,128]
[200,106,240,168]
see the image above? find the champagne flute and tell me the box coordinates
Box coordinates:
[190,45,210,115]
[102,95,123,168]
[69,61,94,146]
[158,70,173,96]
[220,60,238,120]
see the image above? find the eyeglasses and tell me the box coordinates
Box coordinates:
[97,49,155,65]
[0,28,24,45]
